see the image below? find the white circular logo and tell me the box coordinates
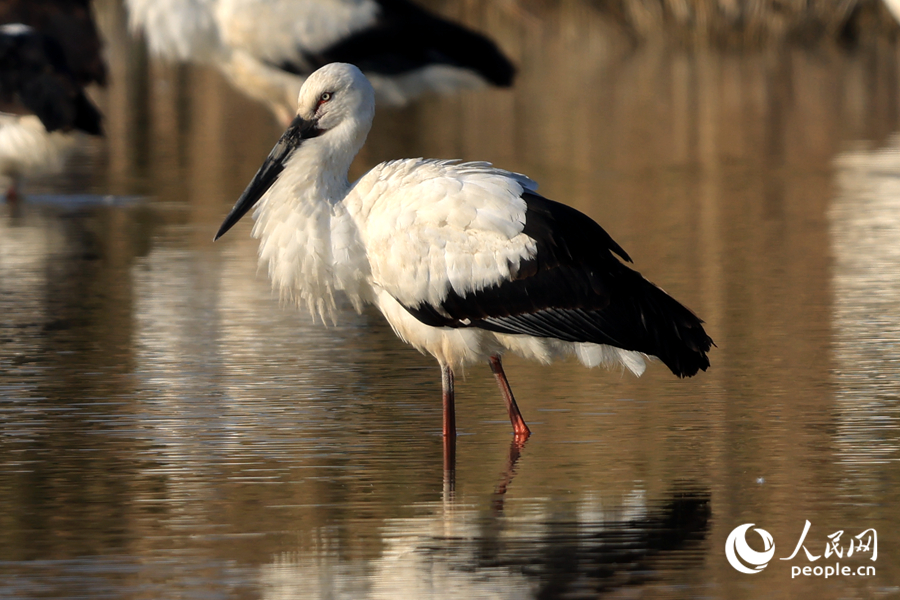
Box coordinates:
[725,523,775,574]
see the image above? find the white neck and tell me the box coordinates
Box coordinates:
[251,136,369,323]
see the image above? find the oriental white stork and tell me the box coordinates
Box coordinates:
[0,22,103,199]
[215,63,713,449]
[125,0,515,124]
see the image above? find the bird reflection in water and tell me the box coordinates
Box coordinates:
[263,478,711,599]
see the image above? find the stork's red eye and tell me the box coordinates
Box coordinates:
[318,92,333,105]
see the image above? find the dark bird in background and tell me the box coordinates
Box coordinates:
[0,0,107,86]
[0,0,105,199]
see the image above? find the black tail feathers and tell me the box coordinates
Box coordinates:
[626,274,713,378]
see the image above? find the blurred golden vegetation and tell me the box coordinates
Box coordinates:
[490,0,900,47]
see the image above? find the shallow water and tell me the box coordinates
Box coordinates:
[1,1,899,598]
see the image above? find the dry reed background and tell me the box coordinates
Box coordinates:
[586,0,898,46]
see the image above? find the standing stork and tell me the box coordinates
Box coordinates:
[215,63,713,453]
[125,0,516,124]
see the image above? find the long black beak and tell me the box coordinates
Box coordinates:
[214,115,323,241]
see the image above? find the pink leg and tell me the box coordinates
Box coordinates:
[489,355,531,439]
[441,363,456,472]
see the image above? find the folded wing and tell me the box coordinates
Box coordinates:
[394,188,713,377]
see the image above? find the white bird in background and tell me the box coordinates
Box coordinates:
[215,63,712,449]
[883,0,900,24]
[0,21,103,199]
[125,0,515,124]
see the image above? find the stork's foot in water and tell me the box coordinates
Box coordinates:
[440,356,529,473]
[490,355,531,439]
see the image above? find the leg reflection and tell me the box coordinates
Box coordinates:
[492,435,529,512]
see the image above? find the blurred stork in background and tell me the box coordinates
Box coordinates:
[125,0,516,124]
[0,0,105,200]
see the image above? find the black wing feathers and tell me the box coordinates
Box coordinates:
[520,192,632,266]
[280,0,515,87]
[0,27,102,134]
[0,0,107,86]
[402,192,713,378]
